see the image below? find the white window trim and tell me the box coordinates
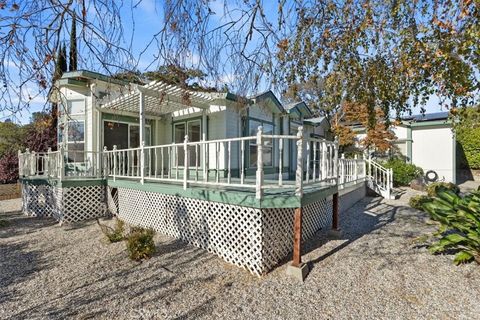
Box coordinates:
[102,119,152,149]
[66,120,85,143]
[66,98,86,116]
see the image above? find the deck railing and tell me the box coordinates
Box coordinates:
[18,126,367,199]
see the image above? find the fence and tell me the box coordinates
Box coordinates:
[19,126,367,199]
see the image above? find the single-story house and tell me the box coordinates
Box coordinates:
[18,70,389,276]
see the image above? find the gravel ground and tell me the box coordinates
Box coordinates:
[1,187,480,320]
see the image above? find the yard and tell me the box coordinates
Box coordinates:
[1,188,479,320]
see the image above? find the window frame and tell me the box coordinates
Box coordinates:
[66,98,86,116]
[246,117,275,168]
[172,119,202,168]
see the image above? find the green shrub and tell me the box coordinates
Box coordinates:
[409,195,433,210]
[419,189,480,265]
[0,219,9,228]
[426,182,460,197]
[382,158,423,187]
[97,218,126,243]
[455,106,480,169]
[126,227,156,261]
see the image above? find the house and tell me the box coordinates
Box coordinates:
[392,112,456,183]
[18,70,389,276]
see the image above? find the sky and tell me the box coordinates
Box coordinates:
[1,0,447,124]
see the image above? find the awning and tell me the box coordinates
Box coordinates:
[100,81,217,116]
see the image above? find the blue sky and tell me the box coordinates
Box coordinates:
[1,0,445,124]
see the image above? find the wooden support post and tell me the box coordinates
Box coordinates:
[292,207,303,267]
[332,192,339,231]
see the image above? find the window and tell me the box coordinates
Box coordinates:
[173,120,201,167]
[67,120,85,162]
[67,99,85,115]
[248,119,273,167]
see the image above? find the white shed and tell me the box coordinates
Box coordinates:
[391,112,456,183]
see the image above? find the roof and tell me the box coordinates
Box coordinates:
[304,116,327,126]
[252,91,285,114]
[401,111,449,122]
[285,102,313,119]
[60,70,129,86]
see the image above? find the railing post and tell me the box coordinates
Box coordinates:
[341,153,345,185]
[295,126,304,197]
[386,168,391,199]
[31,150,37,176]
[113,145,117,182]
[183,135,189,190]
[46,148,52,177]
[334,137,339,185]
[256,126,264,199]
[102,146,107,178]
[140,141,145,184]
[59,146,65,180]
[354,154,358,182]
[18,150,22,178]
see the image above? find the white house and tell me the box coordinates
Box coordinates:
[18,70,390,276]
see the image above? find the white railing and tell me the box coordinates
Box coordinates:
[18,126,370,199]
[365,158,393,199]
[18,148,105,180]
[338,154,367,188]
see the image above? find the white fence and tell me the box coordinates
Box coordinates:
[19,126,369,199]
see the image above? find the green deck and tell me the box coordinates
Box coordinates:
[20,177,338,209]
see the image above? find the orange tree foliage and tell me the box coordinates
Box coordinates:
[333,102,396,152]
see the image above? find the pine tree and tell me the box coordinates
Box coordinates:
[69,14,77,71]
[53,44,67,81]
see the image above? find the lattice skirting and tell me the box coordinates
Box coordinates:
[116,187,332,276]
[21,182,109,223]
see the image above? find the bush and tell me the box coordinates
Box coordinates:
[97,218,126,243]
[426,182,460,197]
[409,195,433,210]
[0,219,9,228]
[382,158,423,187]
[455,106,480,169]
[420,189,480,265]
[126,227,156,261]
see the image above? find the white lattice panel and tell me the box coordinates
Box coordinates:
[117,187,332,275]
[21,182,108,223]
[62,186,108,223]
[261,197,332,272]
[117,187,264,275]
[107,186,119,216]
[21,183,59,218]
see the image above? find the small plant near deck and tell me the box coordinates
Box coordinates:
[126,227,156,261]
[409,195,433,211]
[97,218,126,243]
[382,158,423,187]
[419,189,480,265]
[426,182,460,197]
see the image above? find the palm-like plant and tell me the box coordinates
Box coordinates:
[422,188,480,265]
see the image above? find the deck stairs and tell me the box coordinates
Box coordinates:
[365,159,396,199]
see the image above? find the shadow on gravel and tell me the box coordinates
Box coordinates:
[303,196,415,270]
[0,212,57,239]
[0,240,49,305]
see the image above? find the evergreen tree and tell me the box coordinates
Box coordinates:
[53,44,67,81]
[69,14,77,71]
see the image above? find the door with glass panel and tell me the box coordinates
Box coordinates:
[173,120,201,170]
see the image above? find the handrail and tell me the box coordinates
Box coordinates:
[18,127,365,199]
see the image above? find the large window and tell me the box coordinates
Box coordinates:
[248,119,273,167]
[103,121,151,150]
[67,99,85,115]
[173,120,201,167]
[66,120,85,162]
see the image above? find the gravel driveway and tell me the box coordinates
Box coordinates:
[1,190,479,320]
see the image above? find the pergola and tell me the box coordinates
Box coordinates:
[100,80,217,144]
